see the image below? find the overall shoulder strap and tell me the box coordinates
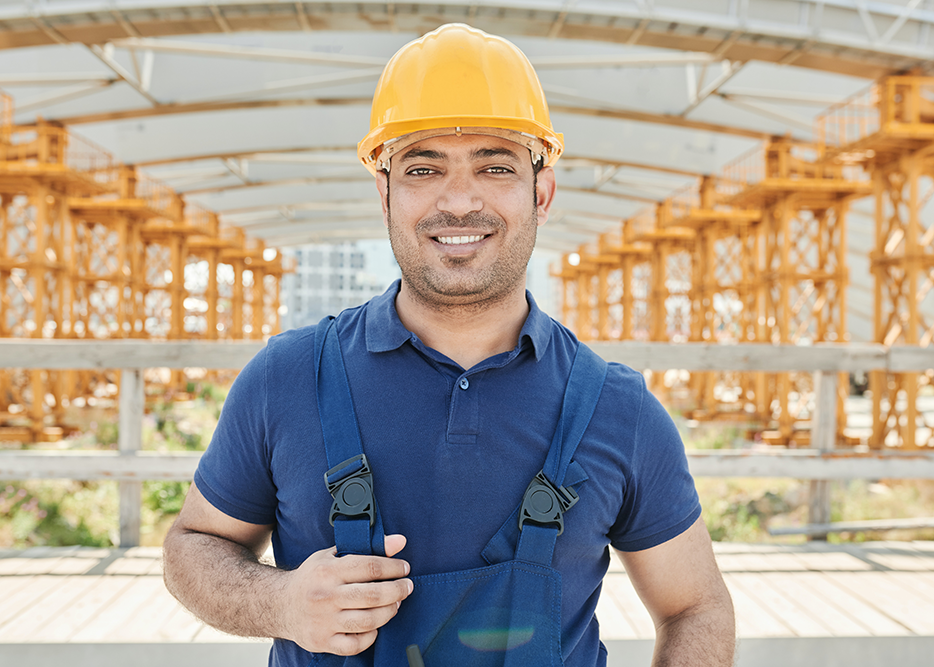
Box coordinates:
[482,343,608,566]
[314,316,386,556]
[542,343,608,488]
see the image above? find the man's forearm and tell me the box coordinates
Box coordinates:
[652,598,736,667]
[163,527,290,640]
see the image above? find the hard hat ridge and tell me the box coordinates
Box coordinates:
[358,23,564,175]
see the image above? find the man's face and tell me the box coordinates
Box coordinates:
[376,133,556,309]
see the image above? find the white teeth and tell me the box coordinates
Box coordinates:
[437,235,484,245]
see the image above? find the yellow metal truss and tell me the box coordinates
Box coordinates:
[0,96,290,441]
[817,75,934,450]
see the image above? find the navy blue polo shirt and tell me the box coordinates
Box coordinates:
[195,280,700,666]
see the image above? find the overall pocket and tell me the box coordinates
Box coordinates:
[373,560,564,667]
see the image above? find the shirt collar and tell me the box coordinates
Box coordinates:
[365,280,412,353]
[365,279,553,361]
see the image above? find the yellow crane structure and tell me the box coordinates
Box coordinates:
[555,134,873,446]
[668,177,761,423]
[720,137,869,445]
[817,75,934,450]
[0,94,290,442]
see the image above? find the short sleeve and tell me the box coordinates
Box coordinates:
[608,376,701,552]
[194,346,278,525]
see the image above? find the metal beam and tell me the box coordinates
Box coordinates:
[48,96,370,125]
[14,81,114,114]
[530,52,719,69]
[681,60,745,116]
[0,73,114,85]
[559,155,706,178]
[183,174,371,196]
[548,103,776,141]
[236,211,380,232]
[88,43,158,106]
[209,4,233,33]
[562,185,661,204]
[112,37,386,68]
[185,67,384,104]
[294,2,312,32]
[720,87,850,107]
[219,199,380,217]
[50,97,780,143]
[134,145,357,167]
[3,1,934,80]
[719,94,815,132]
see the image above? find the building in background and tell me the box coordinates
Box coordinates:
[280,240,399,330]
[280,240,560,331]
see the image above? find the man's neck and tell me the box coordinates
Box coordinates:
[394,283,530,370]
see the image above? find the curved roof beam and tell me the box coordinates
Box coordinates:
[0,1,932,78]
[46,96,780,141]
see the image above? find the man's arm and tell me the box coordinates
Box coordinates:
[615,517,735,667]
[163,482,412,656]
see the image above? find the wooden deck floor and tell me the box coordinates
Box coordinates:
[1,541,933,666]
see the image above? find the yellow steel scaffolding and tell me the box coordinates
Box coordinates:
[817,74,934,450]
[0,95,290,441]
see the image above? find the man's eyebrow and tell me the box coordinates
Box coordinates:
[397,146,523,163]
[472,147,522,162]
[398,147,446,163]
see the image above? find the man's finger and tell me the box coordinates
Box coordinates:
[336,553,410,584]
[328,629,379,656]
[384,534,407,558]
[337,601,404,634]
[339,578,413,610]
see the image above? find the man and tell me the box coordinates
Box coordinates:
[163,23,735,667]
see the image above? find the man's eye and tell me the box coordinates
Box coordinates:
[406,167,435,176]
[485,166,513,174]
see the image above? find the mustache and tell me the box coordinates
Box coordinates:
[415,211,506,236]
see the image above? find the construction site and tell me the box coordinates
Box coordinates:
[0,93,290,442]
[553,74,934,452]
[0,2,932,666]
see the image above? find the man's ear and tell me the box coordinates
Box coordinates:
[375,170,389,229]
[535,166,557,227]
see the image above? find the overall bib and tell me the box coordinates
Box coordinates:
[312,318,607,667]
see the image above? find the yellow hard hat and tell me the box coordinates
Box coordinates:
[358,23,564,175]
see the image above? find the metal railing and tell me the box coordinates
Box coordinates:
[814,75,934,149]
[2,339,934,545]
[814,81,881,148]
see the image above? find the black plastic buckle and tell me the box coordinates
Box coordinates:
[324,454,375,527]
[518,470,579,535]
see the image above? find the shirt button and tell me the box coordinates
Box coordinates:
[459,378,469,390]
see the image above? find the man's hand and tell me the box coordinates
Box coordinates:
[163,483,412,656]
[283,534,413,656]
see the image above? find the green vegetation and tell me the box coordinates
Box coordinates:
[0,381,225,548]
[697,477,934,544]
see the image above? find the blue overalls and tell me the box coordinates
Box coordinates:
[313,317,608,667]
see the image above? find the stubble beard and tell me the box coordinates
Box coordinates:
[386,177,539,312]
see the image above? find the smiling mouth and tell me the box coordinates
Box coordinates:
[434,234,490,245]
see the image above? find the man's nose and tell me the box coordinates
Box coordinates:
[436,172,483,217]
